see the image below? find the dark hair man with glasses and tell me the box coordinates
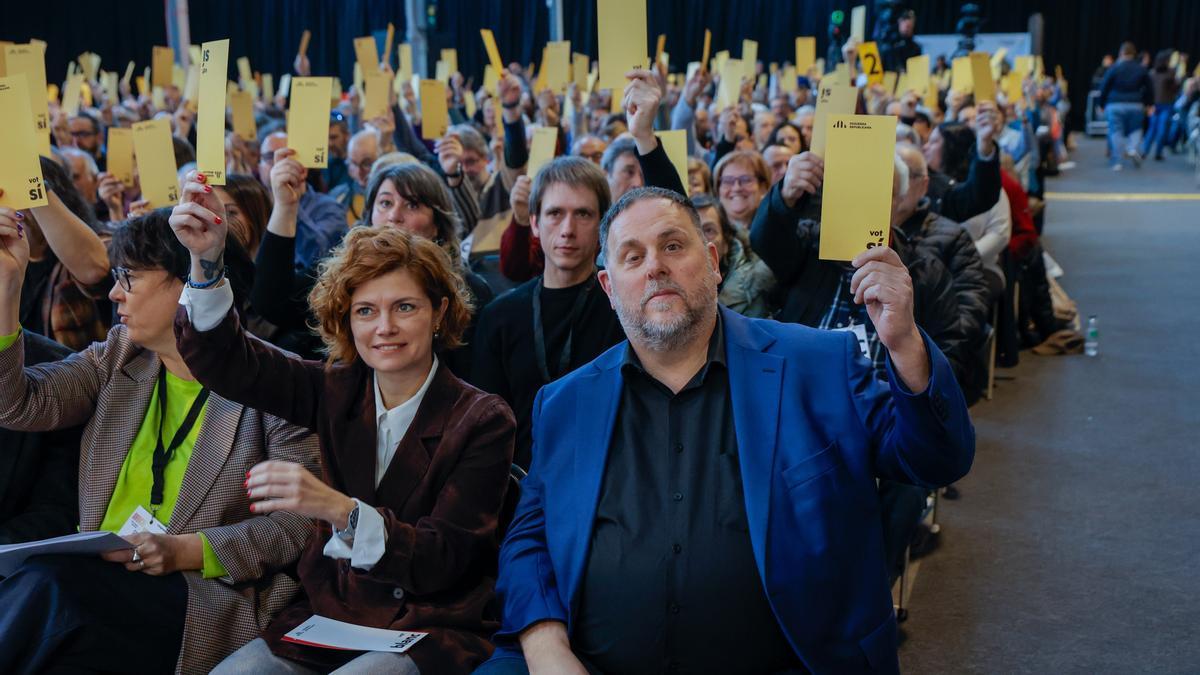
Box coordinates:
[68,113,106,171]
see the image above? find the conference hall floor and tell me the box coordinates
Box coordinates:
[898,136,1200,673]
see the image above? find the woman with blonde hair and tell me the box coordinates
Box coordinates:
[170,170,516,674]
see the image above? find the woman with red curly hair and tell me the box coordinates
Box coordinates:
[168,170,516,674]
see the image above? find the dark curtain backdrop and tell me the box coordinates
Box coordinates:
[4,1,1198,128]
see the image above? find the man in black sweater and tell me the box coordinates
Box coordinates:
[1099,41,1154,170]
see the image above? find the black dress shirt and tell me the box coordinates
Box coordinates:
[574,317,801,674]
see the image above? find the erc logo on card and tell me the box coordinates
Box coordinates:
[834,120,875,130]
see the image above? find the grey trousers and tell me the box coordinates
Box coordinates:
[212,638,421,675]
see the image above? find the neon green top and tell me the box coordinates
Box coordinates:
[1,328,226,578]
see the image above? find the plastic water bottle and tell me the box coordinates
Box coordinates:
[1084,315,1099,357]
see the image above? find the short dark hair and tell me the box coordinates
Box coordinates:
[172,136,196,170]
[363,162,463,264]
[1120,42,1136,58]
[600,137,638,174]
[599,187,702,258]
[934,121,976,183]
[530,156,611,219]
[690,193,737,252]
[70,111,101,134]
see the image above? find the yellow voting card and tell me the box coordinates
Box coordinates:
[435,60,450,84]
[655,34,666,65]
[278,74,292,99]
[597,0,647,93]
[464,89,477,119]
[132,118,179,208]
[810,83,858,158]
[354,37,379,72]
[262,73,274,101]
[152,86,166,111]
[1014,55,1034,80]
[480,30,504,75]
[699,30,711,75]
[780,65,797,92]
[715,58,742,111]
[882,71,898,94]
[484,64,500,93]
[152,46,174,88]
[419,79,449,140]
[182,64,200,110]
[543,41,571,93]
[298,30,312,57]
[858,41,884,85]
[0,76,49,210]
[61,72,84,116]
[906,55,929,94]
[851,5,867,42]
[197,39,229,185]
[236,57,252,88]
[363,69,391,120]
[819,114,897,261]
[172,63,185,89]
[742,39,758,74]
[527,126,558,179]
[230,90,256,141]
[656,129,688,192]
[441,49,458,76]
[398,43,413,82]
[107,128,135,187]
[573,53,589,90]
[4,43,50,156]
[970,52,995,102]
[383,24,395,65]
[1001,71,1023,104]
[951,56,971,94]
[795,37,816,75]
[288,77,332,168]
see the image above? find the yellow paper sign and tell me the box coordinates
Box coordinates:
[152,86,166,111]
[906,55,930,94]
[61,72,85,116]
[262,73,274,101]
[543,41,571,93]
[573,53,590,90]
[882,71,897,95]
[700,30,712,75]
[122,60,135,89]
[951,56,972,94]
[288,77,332,168]
[655,34,666,66]
[4,43,50,156]
[464,90,477,119]
[0,76,49,209]
[419,79,449,140]
[715,58,742,111]
[383,24,395,66]
[152,46,174,88]
[1001,71,1023,104]
[440,48,458,76]
[196,39,229,185]
[107,128,135,188]
[236,57,252,89]
[79,52,102,81]
[278,73,292,99]
[742,39,758,79]
[354,37,379,72]
[597,0,647,93]
[47,83,59,104]
[363,69,391,120]
[858,41,884,85]
[182,64,201,110]
[484,64,500,93]
[795,37,816,75]
[80,81,93,107]
[819,114,897,261]
[656,129,688,193]
[969,52,995,102]
[298,30,312,57]
[780,65,797,93]
[526,126,558,178]
[480,30,505,75]
[172,63,186,90]
[809,83,858,158]
[132,118,179,208]
[850,5,867,42]
[435,60,450,84]
[230,90,257,141]
[397,43,413,83]
[1014,55,1034,80]
[926,79,939,111]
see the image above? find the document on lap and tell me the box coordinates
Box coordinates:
[0,532,133,576]
[282,616,428,653]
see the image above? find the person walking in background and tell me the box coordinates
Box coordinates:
[1098,42,1154,170]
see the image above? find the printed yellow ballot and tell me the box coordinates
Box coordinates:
[297,30,312,58]
[969,52,995,102]
[398,43,413,82]
[715,58,742,111]
[133,118,179,208]
[0,76,49,210]
[858,42,884,85]
[106,128,135,188]
[419,79,449,140]
[383,24,395,65]
[4,43,51,155]
[819,114,897,261]
[573,53,590,90]
[61,72,85,116]
[700,30,711,74]
[809,83,858,158]
[656,130,688,191]
[1014,55,1034,80]
[597,0,647,93]
[526,126,558,178]
[480,30,505,74]
[543,41,571,93]
[152,46,174,88]
[742,39,758,77]
[197,39,229,185]
[906,55,930,94]
[951,56,972,94]
[230,90,257,141]
[354,37,379,72]
[850,5,867,42]
[440,49,458,76]
[795,37,816,75]
[363,69,391,120]
[182,64,200,110]
[288,77,333,168]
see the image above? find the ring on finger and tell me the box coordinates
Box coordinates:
[132,546,142,562]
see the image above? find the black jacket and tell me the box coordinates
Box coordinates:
[1099,59,1154,107]
[927,144,1001,224]
[748,184,968,380]
[0,332,81,544]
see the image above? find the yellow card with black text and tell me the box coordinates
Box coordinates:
[969,52,995,102]
[354,37,379,72]
[951,56,972,94]
[597,0,647,93]
[132,118,179,208]
[197,39,229,185]
[795,37,816,75]
[363,69,392,120]
[106,128,135,188]
[152,46,174,88]
[440,49,458,76]
[419,79,449,140]
[906,55,930,95]
[61,72,85,116]
[810,83,858,158]
[4,43,51,156]
[543,41,571,93]
[819,114,897,261]
[858,42,884,85]
[230,90,257,141]
[288,77,332,168]
[0,76,49,210]
[480,30,505,75]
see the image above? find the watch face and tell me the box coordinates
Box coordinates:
[348,505,359,530]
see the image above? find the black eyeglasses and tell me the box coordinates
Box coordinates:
[111,266,134,292]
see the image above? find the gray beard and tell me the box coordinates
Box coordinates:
[611,272,719,352]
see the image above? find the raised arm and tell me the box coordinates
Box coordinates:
[625,68,687,196]
[748,152,823,284]
[30,189,109,285]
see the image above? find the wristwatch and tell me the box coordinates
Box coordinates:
[337,502,360,542]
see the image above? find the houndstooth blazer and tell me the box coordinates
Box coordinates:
[0,325,321,674]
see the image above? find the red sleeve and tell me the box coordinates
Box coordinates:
[1001,172,1038,261]
[499,215,544,282]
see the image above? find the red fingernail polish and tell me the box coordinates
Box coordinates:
[249,503,256,512]
[197,173,206,183]
[204,185,213,193]
[214,216,222,224]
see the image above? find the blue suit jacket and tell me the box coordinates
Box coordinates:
[489,308,975,674]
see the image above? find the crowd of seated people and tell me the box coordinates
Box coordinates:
[2,18,1154,673]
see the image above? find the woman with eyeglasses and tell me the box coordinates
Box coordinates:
[713,150,771,232]
[252,154,493,374]
[168,170,516,674]
[0,208,320,673]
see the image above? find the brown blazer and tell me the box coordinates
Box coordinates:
[0,325,321,673]
[176,307,517,674]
